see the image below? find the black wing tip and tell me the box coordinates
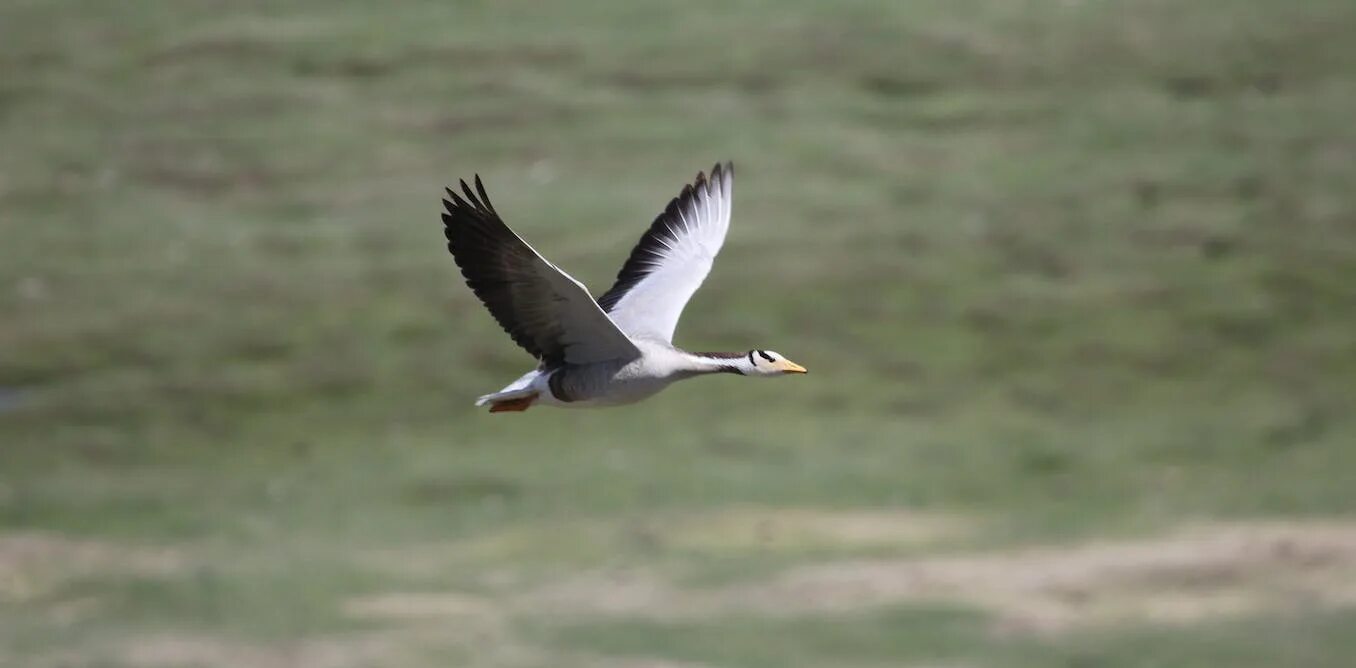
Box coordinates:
[683,159,735,201]
[596,161,735,313]
[474,174,497,214]
[443,186,469,213]
[690,161,734,193]
[442,174,503,225]
[710,160,733,181]
[655,160,737,225]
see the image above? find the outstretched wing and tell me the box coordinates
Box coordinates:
[597,162,733,342]
[441,177,641,367]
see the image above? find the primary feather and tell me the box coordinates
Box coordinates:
[441,177,639,367]
[598,162,733,342]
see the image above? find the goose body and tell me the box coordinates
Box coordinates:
[441,162,805,412]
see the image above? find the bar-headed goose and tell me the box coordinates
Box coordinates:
[441,162,805,412]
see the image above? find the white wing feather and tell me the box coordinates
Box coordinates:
[598,163,734,343]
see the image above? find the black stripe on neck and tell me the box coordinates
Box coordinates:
[685,352,748,375]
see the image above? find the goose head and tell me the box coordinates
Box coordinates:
[743,349,807,376]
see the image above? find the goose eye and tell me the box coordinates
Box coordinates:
[757,350,775,363]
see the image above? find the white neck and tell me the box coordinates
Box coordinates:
[677,351,748,376]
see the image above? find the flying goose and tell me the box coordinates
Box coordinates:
[441,162,806,413]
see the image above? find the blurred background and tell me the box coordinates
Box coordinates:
[3,1,1355,666]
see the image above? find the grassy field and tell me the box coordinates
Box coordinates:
[3,0,1356,666]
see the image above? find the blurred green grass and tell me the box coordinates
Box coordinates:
[3,1,1356,666]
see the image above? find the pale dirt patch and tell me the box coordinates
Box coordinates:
[359,508,973,580]
[590,659,719,668]
[591,657,964,668]
[116,624,548,668]
[741,520,1356,633]
[525,568,687,617]
[523,521,1356,634]
[0,531,186,603]
[120,631,416,668]
[334,592,553,667]
[0,621,542,668]
[342,591,499,621]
